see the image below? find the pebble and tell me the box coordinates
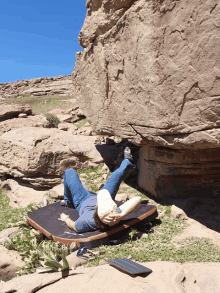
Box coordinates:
[102,164,110,173]
[80,173,88,178]
[18,113,27,118]
[115,193,127,203]
[97,183,104,190]
[102,174,108,180]
[89,172,96,176]
[127,194,136,199]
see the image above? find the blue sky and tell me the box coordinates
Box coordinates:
[0,0,87,83]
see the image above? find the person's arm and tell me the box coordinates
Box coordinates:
[102,196,142,226]
[59,213,78,232]
[119,196,142,219]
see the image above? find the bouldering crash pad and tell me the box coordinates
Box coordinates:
[27,201,157,248]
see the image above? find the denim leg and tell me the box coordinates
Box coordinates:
[101,159,132,200]
[63,168,92,212]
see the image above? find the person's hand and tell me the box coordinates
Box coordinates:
[59,213,69,222]
[103,214,122,225]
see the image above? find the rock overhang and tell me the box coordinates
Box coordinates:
[72,0,220,198]
[73,0,220,150]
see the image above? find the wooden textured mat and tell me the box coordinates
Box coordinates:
[27,201,157,248]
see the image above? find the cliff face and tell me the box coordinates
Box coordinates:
[73,0,220,149]
[73,0,220,199]
[0,75,73,100]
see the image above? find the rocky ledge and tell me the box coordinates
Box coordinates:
[1,261,220,293]
[0,75,73,100]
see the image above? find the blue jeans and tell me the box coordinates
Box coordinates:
[63,159,132,212]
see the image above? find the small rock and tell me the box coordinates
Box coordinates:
[49,184,64,199]
[93,178,101,184]
[115,193,127,203]
[171,205,187,219]
[158,210,166,218]
[89,172,97,176]
[71,109,78,115]
[79,178,91,190]
[64,252,88,269]
[69,242,77,251]
[102,164,110,173]
[18,113,27,118]
[47,190,58,198]
[127,194,136,200]
[114,137,122,143]
[97,183,104,190]
[58,123,68,131]
[30,229,42,237]
[42,194,51,207]
[102,174,108,180]
[69,124,78,130]
[85,122,90,126]
[120,183,129,188]
[80,173,88,178]
[141,233,149,238]
[88,162,98,168]
[84,182,92,191]
[80,177,86,184]
[76,108,84,116]
[65,123,78,134]
[77,126,93,136]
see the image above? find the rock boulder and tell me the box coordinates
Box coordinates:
[138,145,220,199]
[0,104,32,122]
[0,179,47,208]
[1,261,220,293]
[73,0,220,198]
[0,227,22,244]
[0,245,25,282]
[73,0,220,148]
[0,114,50,136]
[0,127,104,188]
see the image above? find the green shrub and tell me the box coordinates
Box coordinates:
[5,230,76,276]
[45,113,60,128]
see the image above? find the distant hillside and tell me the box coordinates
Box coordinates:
[0,75,73,102]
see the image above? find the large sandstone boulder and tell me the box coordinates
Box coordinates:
[73,0,220,147]
[0,227,22,244]
[1,261,220,293]
[0,114,50,136]
[138,145,220,198]
[0,245,25,282]
[48,107,85,123]
[0,104,32,122]
[73,0,220,198]
[0,179,47,208]
[0,127,104,188]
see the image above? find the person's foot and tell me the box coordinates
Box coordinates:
[124,147,136,169]
[124,147,133,161]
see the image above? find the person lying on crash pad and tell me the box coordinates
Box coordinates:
[59,147,142,233]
